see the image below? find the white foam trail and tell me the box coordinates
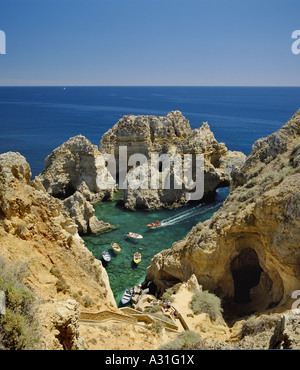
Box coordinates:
[160,204,203,225]
[160,203,222,227]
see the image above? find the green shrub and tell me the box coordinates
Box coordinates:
[161,290,174,303]
[263,172,275,183]
[145,305,162,313]
[0,256,41,350]
[161,283,182,303]
[161,284,182,302]
[158,330,201,350]
[191,291,223,321]
[240,315,258,338]
[245,177,257,188]
[151,313,174,325]
[50,267,70,293]
[151,320,164,334]
[82,295,94,307]
[239,315,272,339]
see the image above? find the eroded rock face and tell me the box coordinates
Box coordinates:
[0,152,116,310]
[37,134,115,207]
[100,111,246,209]
[63,191,114,235]
[38,135,112,200]
[100,111,192,157]
[37,135,115,234]
[39,299,85,350]
[146,108,300,316]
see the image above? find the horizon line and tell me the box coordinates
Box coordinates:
[0,85,300,88]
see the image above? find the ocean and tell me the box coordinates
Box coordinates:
[1,86,300,177]
[1,86,299,304]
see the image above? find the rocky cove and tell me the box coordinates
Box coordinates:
[0,110,299,349]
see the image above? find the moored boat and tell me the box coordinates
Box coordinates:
[111,242,121,253]
[102,251,111,262]
[133,252,141,264]
[127,232,143,239]
[121,288,133,304]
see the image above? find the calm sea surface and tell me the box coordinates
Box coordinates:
[1,86,299,304]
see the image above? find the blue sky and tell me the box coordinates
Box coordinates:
[0,0,300,86]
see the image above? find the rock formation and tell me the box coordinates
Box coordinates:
[63,191,114,235]
[38,135,112,200]
[38,299,86,350]
[37,135,115,234]
[146,108,300,317]
[100,111,246,209]
[0,109,299,349]
[0,152,116,310]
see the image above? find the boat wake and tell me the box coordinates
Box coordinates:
[160,203,222,227]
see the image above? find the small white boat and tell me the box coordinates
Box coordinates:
[102,251,111,262]
[121,288,133,304]
[127,232,143,239]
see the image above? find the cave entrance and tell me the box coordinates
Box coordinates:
[230,248,263,304]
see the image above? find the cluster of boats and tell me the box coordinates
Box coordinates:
[102,221,162,304]
[102,242,142,264]
[102,221,161,264]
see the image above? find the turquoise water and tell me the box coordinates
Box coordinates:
[83,187,229,306]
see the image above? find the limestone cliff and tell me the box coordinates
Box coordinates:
[62,191,114,234]
[146,108,300,316]
[0,152,116,311]
[100,111,246,209]
[38,135,112,200]
[37,135,114,234]
[39,299,86,350]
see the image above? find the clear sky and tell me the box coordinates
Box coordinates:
[0,0,300,86]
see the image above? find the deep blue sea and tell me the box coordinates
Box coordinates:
[1,86,299,177]
[1,86,299,305]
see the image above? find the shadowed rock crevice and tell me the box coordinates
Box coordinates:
[231,248,263,304]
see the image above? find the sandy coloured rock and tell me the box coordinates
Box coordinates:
[100,111,246,209]
[0,152,116,310]
[39,299,86,350]
[146,108,300,317]
[37,135,115,233]
[38,135,113,200]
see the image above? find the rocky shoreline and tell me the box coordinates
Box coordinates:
[0,110,299,349]
[146,109,300,318]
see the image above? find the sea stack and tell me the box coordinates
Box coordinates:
[37,135,115,234]
[100,111,246,209]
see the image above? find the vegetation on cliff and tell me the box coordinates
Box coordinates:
[0,255,41,350]
[191,291,223,321]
